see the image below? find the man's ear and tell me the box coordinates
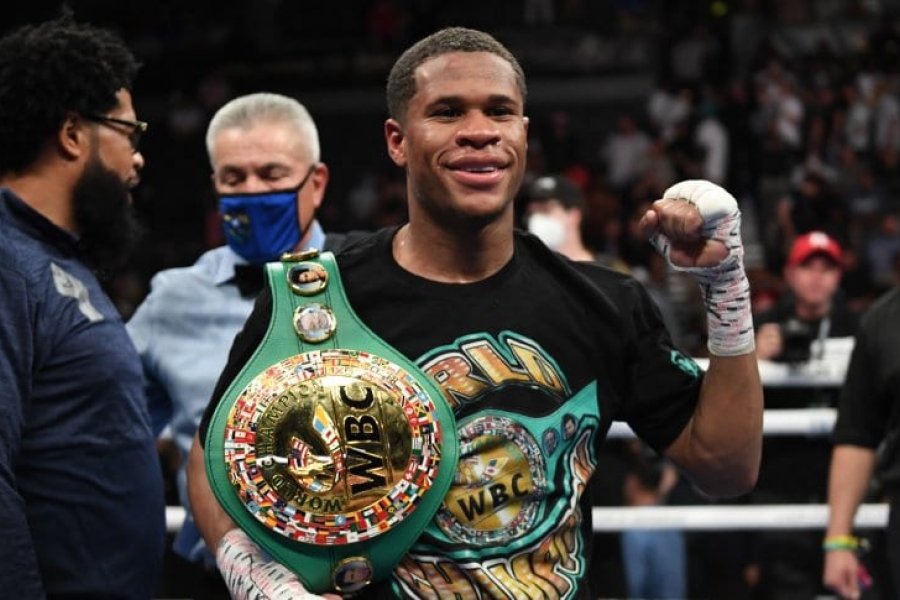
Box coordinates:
[385,119,407,168]
[569,206,584,229]
[58,113,88,161]
[310,162,329,210]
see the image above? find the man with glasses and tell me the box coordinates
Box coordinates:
[83,112,149,151]
[0,13,164,598]
[127,92,352,598]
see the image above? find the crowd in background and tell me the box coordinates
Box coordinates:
[38,0,894,362]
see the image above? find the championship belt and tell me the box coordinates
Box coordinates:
[205,250,458,594]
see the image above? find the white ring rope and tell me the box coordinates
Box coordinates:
[165,502,889,534]
[167,351,862,534]
[591,503,888,531]
[608,408,837,439]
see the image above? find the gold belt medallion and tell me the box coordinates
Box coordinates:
[224,349,443,544]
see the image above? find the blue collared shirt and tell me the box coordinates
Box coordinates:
[127,222,325,561]
[0,188,165,597]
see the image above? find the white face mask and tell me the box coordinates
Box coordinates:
[527,213,567,250]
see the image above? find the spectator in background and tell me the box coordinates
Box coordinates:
[602,114,651,194]
[0,14,165,597]
[695,93,730,185]
[751,232,860,599]
[866,213,900,292]
[647,85,693,143]
[523,171,691,350]
[522,173,596,261]
[540,109,587,174]
[668,23,721,86]
[127,93,353,598]
[776,171,849,254]
[620,442,687,600]
[873,77,900,170]
[756,231,857,362]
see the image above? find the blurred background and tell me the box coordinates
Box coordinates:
[7,0,900,598]
[4,0,897,339]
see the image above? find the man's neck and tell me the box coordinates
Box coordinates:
[559,238,595,262]
[393,214,514,284]
[0,168,75,232]
[795,299,831,321]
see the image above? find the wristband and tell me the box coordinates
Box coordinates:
[822,534,866,552]
[651,180,755,356]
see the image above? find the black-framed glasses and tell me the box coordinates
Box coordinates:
[83,113,148,151]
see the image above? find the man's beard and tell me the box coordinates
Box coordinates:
[72,155,144,276]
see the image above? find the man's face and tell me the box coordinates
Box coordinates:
[385,51,528,229]
[89,89,145,191]
[212,120,327,237]
[72,89,145,272]
[786,256,842,308]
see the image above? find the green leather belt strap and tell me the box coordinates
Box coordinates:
[205,250,458,594]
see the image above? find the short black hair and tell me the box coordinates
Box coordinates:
[0,12,139,173]
[386,27,526,123]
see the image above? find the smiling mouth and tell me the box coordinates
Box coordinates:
[456,165,501,173]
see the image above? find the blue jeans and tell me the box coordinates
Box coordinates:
[621,529,687,599]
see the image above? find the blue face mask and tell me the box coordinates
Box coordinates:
[218,165,316,264]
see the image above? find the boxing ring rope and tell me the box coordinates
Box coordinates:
[591,504,888,531]
[165,500,889,534]
[168,348,881,534]
[607,408,838,439]
[164,407,889,534]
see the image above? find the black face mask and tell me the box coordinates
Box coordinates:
[72,153,144,276]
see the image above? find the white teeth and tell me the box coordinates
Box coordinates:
[464,166,497,173]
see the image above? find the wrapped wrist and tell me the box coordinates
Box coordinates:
[652,181,755,356]
[699,263,755,356]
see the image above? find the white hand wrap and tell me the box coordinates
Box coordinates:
[216,528,324,600]
[651,180,755,356]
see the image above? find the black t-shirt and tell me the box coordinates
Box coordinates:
[833,286,900,494]
[200,227,702,598]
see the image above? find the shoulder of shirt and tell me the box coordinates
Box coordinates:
[0,213,60,285]
[324,230,375,253]
[332,228,393,265]
[147,246,236,289]
[515,229,643,298]
[511,231,650,332]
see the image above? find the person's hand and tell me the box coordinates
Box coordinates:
[823,549,861,600]
[754,323,783,360]
[638,197,728,269]
[640,180,754,356]
[216,528,341,600]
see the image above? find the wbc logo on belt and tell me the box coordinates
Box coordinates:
[223,349,443,545]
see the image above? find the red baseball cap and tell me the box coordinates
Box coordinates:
[787,231,843,268]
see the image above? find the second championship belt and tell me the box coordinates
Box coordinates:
[205,250,459,595]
